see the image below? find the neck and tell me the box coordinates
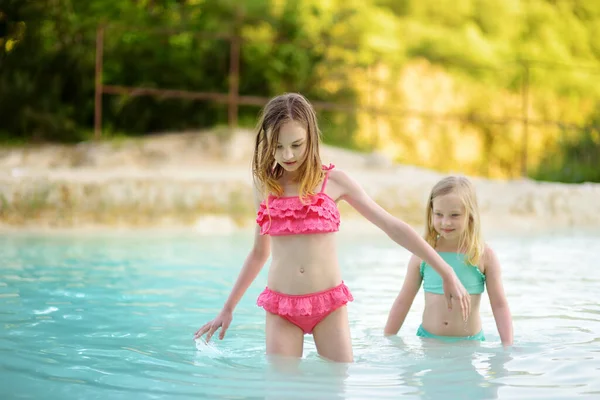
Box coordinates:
[281,169,301,183]
[436,236,461,251]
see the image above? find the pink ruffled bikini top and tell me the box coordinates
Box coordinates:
[256,164,340,236]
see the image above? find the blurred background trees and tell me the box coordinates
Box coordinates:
[1,0,599,182]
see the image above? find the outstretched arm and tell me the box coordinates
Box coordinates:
[194,185,271,342]
[384,254,423,336]
[331,169,471,320]
[484,246,513,346]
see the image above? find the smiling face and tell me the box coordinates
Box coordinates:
[272,120,308,173]
[431,192,468,241]
[423,176,484,263]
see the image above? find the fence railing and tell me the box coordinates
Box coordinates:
[93,23,599,177]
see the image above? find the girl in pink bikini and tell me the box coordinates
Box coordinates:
[194,93,471,362]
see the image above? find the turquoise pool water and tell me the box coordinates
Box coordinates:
[1,230,599,399]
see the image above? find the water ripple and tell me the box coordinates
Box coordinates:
[0,231,599,399]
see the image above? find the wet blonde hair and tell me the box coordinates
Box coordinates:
[424,176,485,266]
[252,93,324,201]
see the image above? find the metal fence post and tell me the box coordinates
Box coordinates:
[228,34,240,129]
[521,61,530,177]
[94,24,105,140]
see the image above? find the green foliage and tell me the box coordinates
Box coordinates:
[1,0,599,181]
[532,113,600,183]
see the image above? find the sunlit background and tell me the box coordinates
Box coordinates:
[2,0,599,181]
[1,2,600,399]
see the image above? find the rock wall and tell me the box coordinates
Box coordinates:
[1,130,598,233]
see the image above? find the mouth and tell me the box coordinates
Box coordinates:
[283,161,297,166]
[441,229,454,233]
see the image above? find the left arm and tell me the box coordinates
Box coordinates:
[331,170,471,320]
[484,246,513,346]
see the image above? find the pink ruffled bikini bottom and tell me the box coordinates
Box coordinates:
[257,281,353,334]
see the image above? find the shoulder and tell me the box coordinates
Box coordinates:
[407,254,424,278]
[482,244,497,261]
[408,253,423,269]
[324,168,368,202]
[327,167,349,181]
[326,168,360,190]
[481,244,500,272]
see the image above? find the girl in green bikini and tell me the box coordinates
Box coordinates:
[384,176,513,346]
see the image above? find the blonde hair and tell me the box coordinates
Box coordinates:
[424,176,485,266]
[252,93,324,201]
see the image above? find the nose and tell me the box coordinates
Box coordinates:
[282,147,293,160]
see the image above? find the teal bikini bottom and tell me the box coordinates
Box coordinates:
[417,325,485,342]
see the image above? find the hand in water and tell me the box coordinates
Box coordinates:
[443,275,471,322]
[193,309,233,342]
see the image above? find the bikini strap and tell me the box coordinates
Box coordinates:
[320,164,335,193]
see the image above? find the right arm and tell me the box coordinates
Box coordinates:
[384,255,423,336]
[194,185,271,342]
[221,224,270,313]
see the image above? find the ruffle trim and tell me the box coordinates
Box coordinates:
[257,283,353,316]
[259,218,339,236]
[256,193,340,235]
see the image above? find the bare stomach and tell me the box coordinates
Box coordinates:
[267,233,342,294]
[421,293,482,336]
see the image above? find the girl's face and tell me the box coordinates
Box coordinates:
[273,120,308,173]
[431,193,468,241]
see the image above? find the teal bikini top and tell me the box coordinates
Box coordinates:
[420,252,486,295]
